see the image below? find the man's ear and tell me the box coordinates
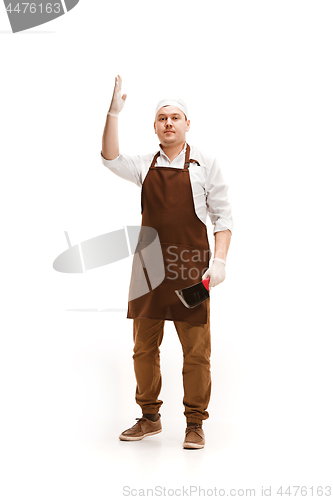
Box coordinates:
[186,119,191,132]
[154,122,157,134]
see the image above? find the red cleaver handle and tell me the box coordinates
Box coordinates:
[202,278,210,290]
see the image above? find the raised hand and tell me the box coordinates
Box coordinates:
[109,75,127,116]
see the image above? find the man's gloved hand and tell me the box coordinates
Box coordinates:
[108,75,127,116]
[202,258,226,288]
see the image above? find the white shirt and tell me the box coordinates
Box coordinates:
[101,144,233,234]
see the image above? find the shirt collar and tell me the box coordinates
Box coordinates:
[158,143,188,162]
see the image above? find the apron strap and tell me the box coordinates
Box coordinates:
[150,151,160,168]
[185,144,200,168]
[184,143,191,169]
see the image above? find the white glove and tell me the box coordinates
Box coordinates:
[108,75,127,116]
[202,258,226,288]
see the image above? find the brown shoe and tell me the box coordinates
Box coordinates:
[183,424,205,449]
[119,415,162,441]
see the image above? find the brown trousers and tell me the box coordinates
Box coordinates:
[132,298,211,424]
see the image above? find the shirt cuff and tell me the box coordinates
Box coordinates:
[213,221,233,235]
[101,151,121,165]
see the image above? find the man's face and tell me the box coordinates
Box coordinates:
[154,106,190,147]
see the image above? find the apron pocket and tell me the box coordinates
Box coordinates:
[130,239,165,293]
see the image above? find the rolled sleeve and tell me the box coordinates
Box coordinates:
[101,152,142,187]
[206,158,234,234]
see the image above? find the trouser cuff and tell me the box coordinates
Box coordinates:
[139,405,162,415]
[186,417,203,425]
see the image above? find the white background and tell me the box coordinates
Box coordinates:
[1,1,333,498]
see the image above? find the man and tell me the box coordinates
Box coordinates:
[101,75,233,449]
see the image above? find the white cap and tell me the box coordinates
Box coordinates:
[155,99,188,119]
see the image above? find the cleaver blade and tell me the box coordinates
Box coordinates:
[175,278,210,308]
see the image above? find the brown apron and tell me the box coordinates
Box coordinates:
[127,143,211,324]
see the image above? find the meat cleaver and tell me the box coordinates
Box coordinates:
[175,278,210,308]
